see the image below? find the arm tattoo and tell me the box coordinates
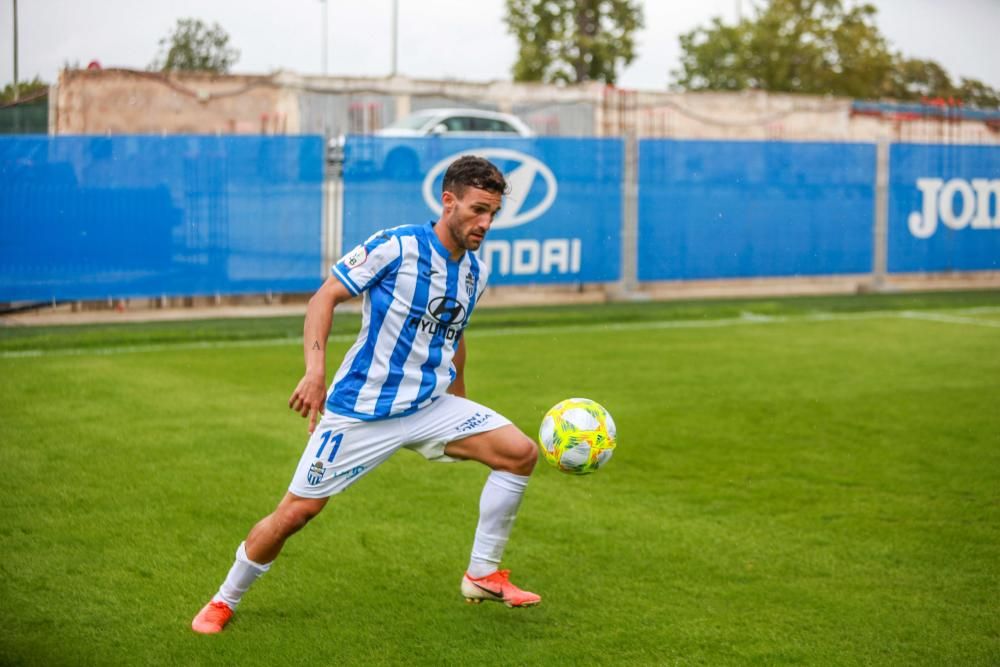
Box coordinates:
[312,341,322,351]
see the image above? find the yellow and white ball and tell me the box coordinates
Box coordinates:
[538,398,617,475]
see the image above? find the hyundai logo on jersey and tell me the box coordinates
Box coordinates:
[428,296,466,325]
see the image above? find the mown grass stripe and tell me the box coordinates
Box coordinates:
[5,306,998,360]
[898,310,1000,329]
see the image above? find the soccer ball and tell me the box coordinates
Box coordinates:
[538,398,617,475]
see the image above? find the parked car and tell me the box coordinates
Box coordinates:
[376,108,533,138]
[330,108,533,178]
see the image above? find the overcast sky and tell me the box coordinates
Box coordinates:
[2,0,998,91]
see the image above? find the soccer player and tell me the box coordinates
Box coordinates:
[192,156,540,634]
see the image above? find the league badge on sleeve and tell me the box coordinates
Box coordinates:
[341,245,367,269]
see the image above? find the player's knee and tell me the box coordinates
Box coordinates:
[276,499,324,535]
[508,436,538,475]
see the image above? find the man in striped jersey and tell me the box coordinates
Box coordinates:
[193,156,540,634]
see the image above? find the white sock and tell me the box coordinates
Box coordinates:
[467,470,530,578]
[212,542,272,609]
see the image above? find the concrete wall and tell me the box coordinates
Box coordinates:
[52,68,1000,145]
[625,90,999,143]
[55,69,300,135]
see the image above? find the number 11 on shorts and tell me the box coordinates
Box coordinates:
[316,431,343,463]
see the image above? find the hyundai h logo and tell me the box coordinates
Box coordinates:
[427,296,466,325]
[423,148,558,230]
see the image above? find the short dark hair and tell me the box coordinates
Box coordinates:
[442,155,508,198]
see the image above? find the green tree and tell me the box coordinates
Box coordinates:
[885,58,955,101]
[673,0,1000,109]
[954,77,1000,110]
[673,0,893,98]
[504,0,643,85]
[1,76,48,104]
[151,18,239,73]
[884,62,1000,109]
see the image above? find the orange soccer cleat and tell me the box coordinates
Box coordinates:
[461,569,541,608]
[191,600,234,634]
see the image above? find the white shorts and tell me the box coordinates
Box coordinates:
[288,394,512,498]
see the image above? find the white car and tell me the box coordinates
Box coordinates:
[330,108,533,177]
[376,108,533,138]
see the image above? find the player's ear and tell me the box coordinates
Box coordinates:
[442,190,456,212]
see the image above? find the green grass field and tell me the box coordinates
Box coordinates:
[1,291,999,666]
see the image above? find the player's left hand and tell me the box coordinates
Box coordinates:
[288,374,326,433]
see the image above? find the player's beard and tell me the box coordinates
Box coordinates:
[450,220,485,252]
[463,229,486,250]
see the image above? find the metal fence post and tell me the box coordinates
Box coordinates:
[871,137,890,290]
[615,129,642,299]
[322,148,343,278]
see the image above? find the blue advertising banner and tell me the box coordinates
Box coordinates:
[0,135,324,302]
[341,136,622,285]
[888,144,1000,272]
[638,140,875,281]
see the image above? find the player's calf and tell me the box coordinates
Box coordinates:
[245,493,328,563]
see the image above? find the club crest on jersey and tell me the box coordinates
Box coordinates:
[342,245,367,269]
[465,273,475,298]
[306,460,325,485]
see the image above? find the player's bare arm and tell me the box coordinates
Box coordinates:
[448,336,468,398]
[288,276,354,433]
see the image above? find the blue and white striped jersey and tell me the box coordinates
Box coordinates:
[327,221,488,421]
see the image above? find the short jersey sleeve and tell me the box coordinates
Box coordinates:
[332,231,402,296]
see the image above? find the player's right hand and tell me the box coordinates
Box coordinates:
[288,374,326,433]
